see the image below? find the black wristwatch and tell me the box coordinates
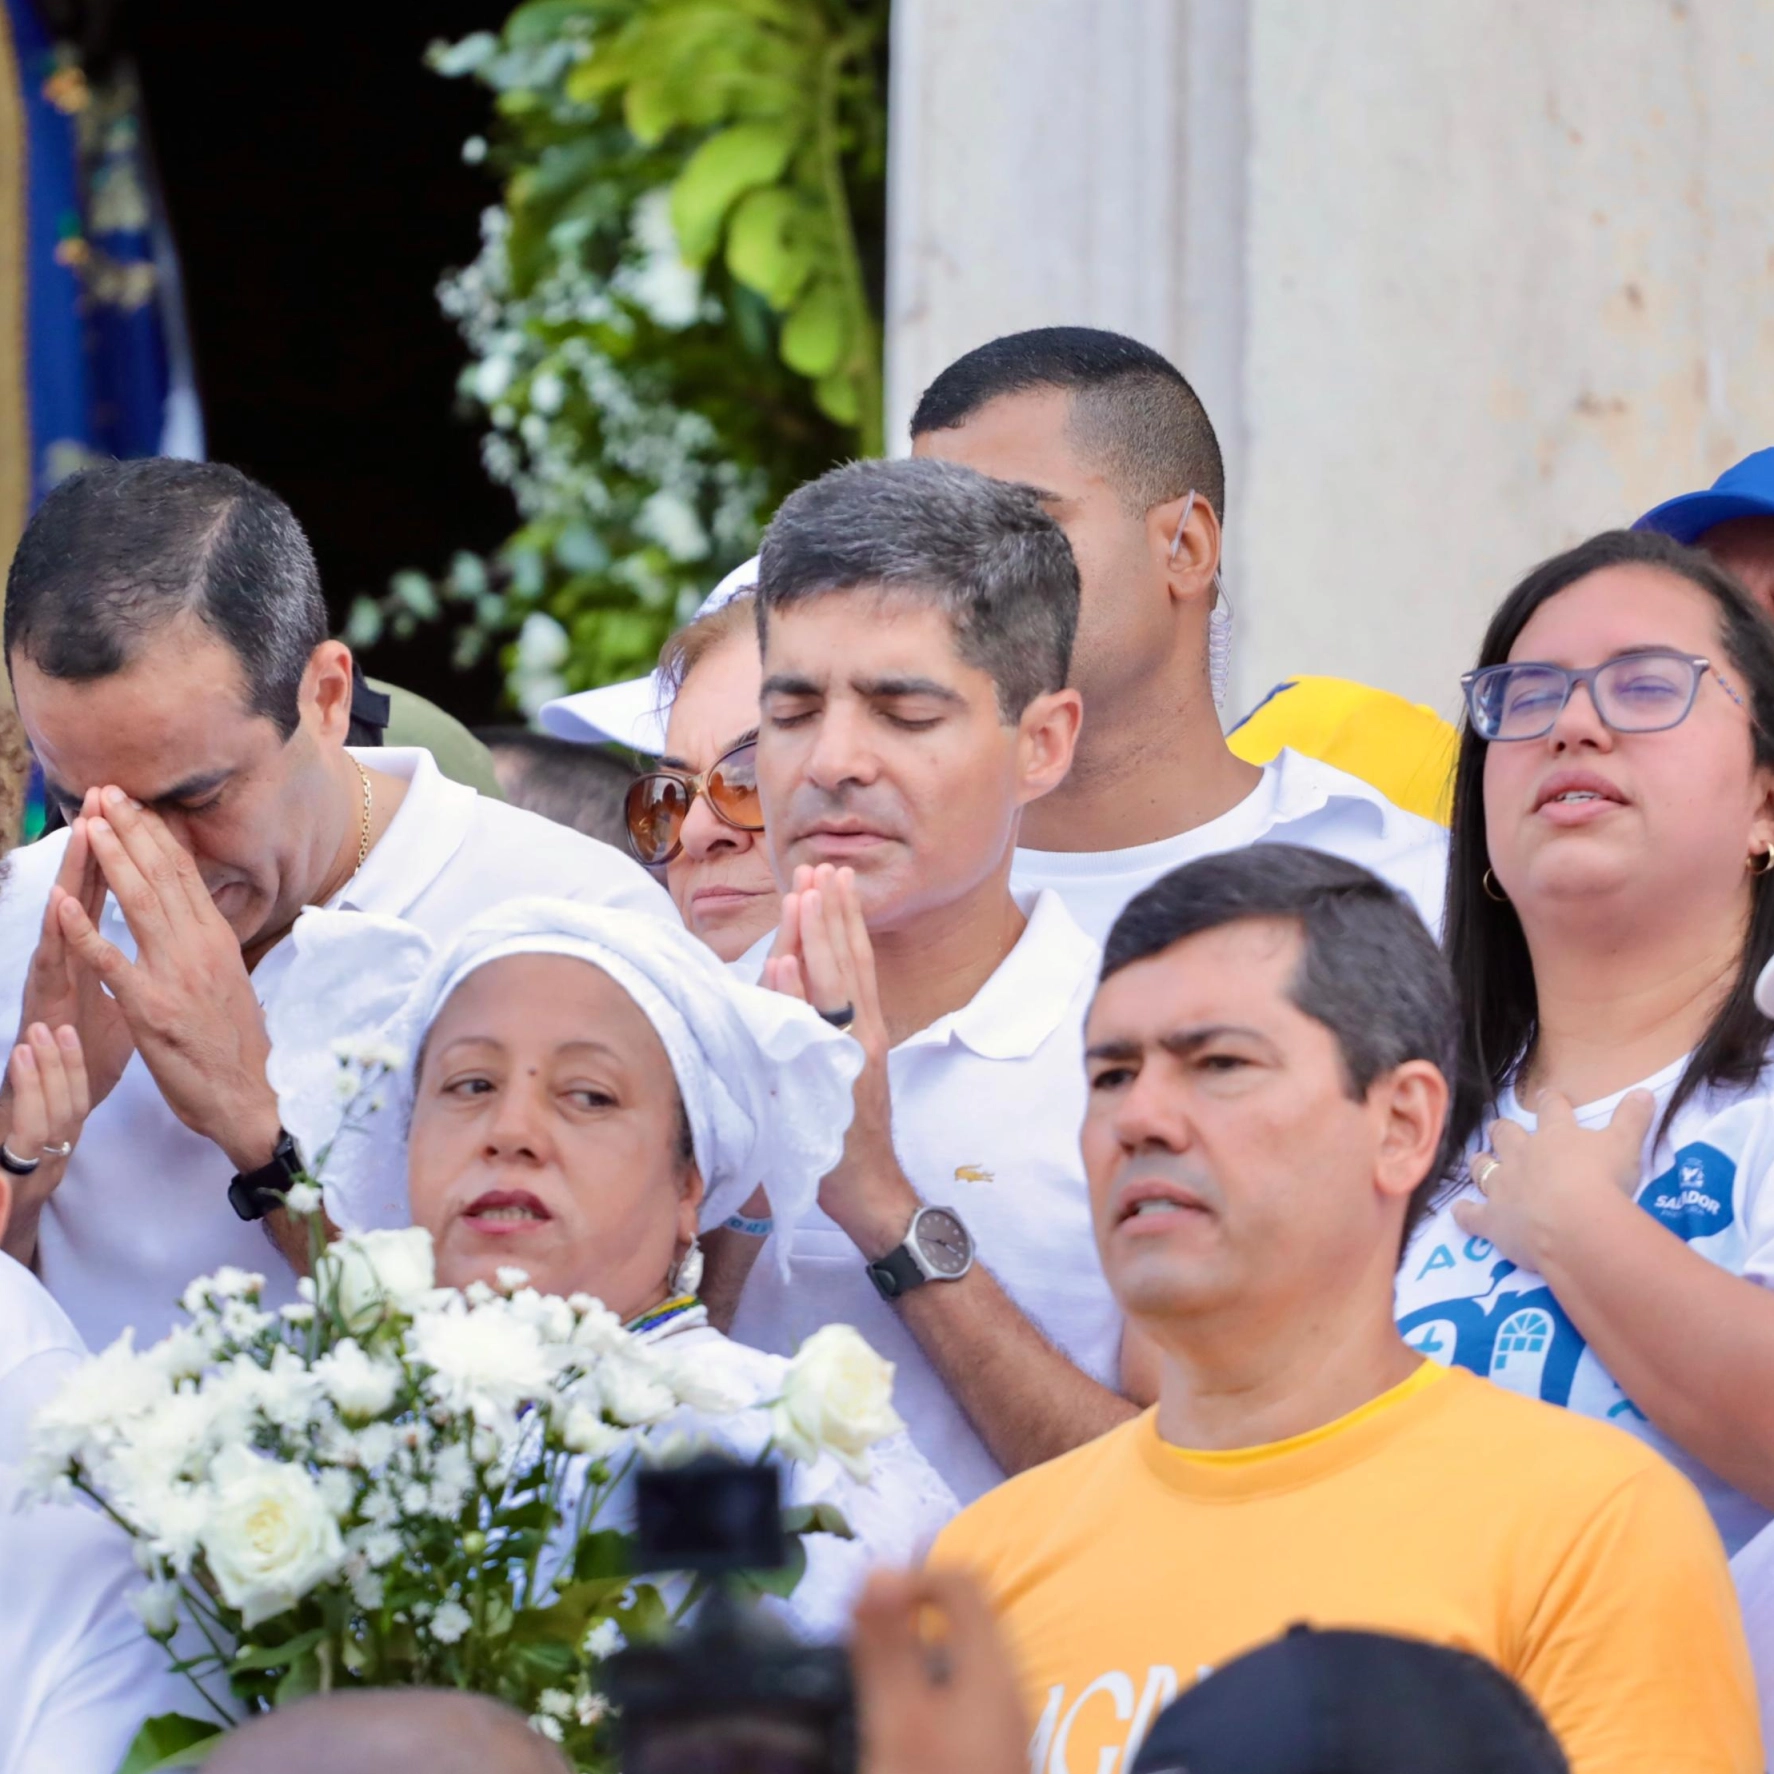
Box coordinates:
[866,1205,975,1301]
[228,1129,303,1222]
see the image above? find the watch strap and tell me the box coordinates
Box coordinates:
[228,1130,301,1222]
[866,1242,927,1302]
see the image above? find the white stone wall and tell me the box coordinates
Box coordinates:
[886,0,1774,721]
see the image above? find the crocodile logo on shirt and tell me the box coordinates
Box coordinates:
[954,1164,994,1184]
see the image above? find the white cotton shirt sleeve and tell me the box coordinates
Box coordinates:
[0,1255,194,1774]
[0,1479,197,1774]
[1731,1095,1774,1293]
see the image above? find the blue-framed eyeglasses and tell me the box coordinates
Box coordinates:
[1462,650,1749,743]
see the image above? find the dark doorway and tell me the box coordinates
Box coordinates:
[128,3,513,722]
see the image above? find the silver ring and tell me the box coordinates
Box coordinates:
[0,1142,41,1176]
[1471,1154,1500,1195]
[39,1140,72,1160]
[817,1002,856,1029]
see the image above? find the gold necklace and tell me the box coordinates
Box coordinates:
[350,755,374,876]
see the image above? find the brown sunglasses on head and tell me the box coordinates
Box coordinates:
[623,736,765,865]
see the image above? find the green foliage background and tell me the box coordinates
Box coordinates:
[349,0,888,713]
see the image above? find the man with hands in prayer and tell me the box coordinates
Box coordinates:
[725,455,1142,1504]
[0,459,671,1349]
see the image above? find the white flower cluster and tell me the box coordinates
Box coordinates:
[25,1227,906,1708]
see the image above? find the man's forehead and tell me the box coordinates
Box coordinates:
[13,647,267,801]
[913,388,1092,494]
[1089,917,1304,1031]
[761,588,970,675]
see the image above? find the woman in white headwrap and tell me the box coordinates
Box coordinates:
[265,897,956,1639]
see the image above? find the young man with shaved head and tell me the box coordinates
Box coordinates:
[912,327,1447,944]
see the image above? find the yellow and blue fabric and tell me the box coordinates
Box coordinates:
[1229,675,1457,826]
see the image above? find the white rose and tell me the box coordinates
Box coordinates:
[771,1325,904,1481]
[319,1229,436,1332]
[313,1339,401,1422]
[200,1448,346,1627]
[128,1579,183,1639]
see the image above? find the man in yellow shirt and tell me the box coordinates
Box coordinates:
[931,844,1759,1774]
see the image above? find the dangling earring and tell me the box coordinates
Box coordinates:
[671,1236,704,1298]
[1482,868,1510,903]
[1750,845,1774,877]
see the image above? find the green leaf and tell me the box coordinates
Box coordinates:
[507,0,610,49]
[741,1535,809,1600]
[781,1501,855,1540]
[343,596,384,650]
[230,1626,325,1674]
[780,277,847,377]
[725,187,815,309]
[670,121,801,266]
[114,1714,225,1774]
[624,78,680,145]
[273,1646,322,1706]
[813,368,861,426]
[390,571,440,620]
[615,1581,671,1643]
[555,525,610,573]
[573,1528,633,1583]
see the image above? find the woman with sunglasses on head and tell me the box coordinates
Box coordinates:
[625,598,780,962]
[1398,529,1774,1576]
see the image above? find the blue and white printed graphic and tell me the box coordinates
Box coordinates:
[1396,1067,1774,1556]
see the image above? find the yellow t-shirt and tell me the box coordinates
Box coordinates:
[931,1364,1759,1774]
[1228,674,1457,824]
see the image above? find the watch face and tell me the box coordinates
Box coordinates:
[914,1208,972,1277]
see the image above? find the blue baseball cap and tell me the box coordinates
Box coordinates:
[1635,448,1774,545]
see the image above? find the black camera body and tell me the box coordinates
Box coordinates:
[603,1455,856,1774]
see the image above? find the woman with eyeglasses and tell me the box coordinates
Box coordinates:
[624,597,781,962]
[1397,529,1774,1565]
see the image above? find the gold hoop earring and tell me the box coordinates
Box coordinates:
[1482,868,1510,903]
[1750,846,1774,877]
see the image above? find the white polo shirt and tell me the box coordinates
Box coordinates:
[730,889,1118,1506]
[0,1253,192,1774]
[0,748,676,1352]
[1011,747,1448,945]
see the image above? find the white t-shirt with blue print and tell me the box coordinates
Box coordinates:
[1395,1055,1774,1556]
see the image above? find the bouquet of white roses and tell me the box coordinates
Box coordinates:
[23,1202,901,1773]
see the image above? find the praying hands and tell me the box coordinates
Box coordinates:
[762,863,921,1258]
[31,788,281,1178]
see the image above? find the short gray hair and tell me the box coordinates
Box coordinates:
[754,457,1079,719]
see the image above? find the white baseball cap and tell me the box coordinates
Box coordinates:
[538,556,759,754]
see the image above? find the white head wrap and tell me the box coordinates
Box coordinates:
[264,897,861,1275]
